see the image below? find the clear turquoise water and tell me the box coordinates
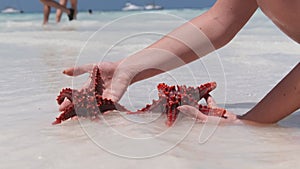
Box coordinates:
[0,9,299,169]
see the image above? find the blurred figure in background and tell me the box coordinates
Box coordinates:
[42,0,67,24]
[41,0,77,24]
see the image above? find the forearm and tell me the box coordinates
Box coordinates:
[127,0,257,83]
[127,14,231,83]
[240,63,300,123]
[129,22,215,83]
[114,0,258,84]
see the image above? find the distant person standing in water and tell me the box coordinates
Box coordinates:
[40,0,77,23]
[42,0,67,24]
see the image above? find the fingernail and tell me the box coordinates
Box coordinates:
[62,70,66,74]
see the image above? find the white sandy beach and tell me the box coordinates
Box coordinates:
[0,9,300,169]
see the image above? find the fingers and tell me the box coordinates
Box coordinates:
[102,75,130,102]
[178,105,208,122]
[102,89,123,103]
[204,94,218,108]
[63,63,95,76]
[59,97,72,112]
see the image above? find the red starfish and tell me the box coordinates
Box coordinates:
[53,67,227,126]
[129,82,227,126]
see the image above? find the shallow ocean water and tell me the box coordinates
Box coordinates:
[0,9,300,169]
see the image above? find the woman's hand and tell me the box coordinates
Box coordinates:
[177,95,261,125]
[59,61,133,111]
[178,105,240,124]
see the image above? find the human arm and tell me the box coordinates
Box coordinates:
[178,63,300,125]
[63,0,258,102]
[239,63,300,123]
[129,0,258,84]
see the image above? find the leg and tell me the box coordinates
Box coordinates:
[70,0,78,19]
[240,63,300,123]
[40,0,70,15]
[56,0,68,23]
[43,5,51,25]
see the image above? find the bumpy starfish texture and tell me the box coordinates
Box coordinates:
[54,67,227,126]
[129,82,226,126]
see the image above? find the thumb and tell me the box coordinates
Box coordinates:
[63,64,95,76]
[178,105,208,122]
